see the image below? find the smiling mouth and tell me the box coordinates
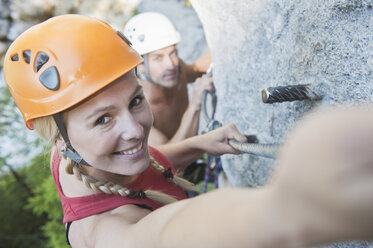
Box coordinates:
[114,142,143,155]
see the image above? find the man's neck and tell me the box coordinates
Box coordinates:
[141,79,178,102]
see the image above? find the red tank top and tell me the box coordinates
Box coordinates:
[51,146,188,224]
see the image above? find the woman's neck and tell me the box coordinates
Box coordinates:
[83,165,138,185]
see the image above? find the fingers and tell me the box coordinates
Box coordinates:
[201,74,214,93]
[225,123,247,143]
[190,74,215,110]
[206,124,247,155]
[194,74,214,93]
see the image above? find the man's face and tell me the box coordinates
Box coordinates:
[147,45,180,88]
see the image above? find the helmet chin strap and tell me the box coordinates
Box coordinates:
[142,54,182,89]
[53,114,91,166]
[142,55,155,84]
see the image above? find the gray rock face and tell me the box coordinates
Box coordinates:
[191,0,373,246]
[191,0,373,183]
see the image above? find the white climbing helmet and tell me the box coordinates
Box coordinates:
[124,12,181,55]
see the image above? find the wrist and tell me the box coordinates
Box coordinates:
[252,187,314,247]
[267,185,349,248]
[187,103,201,114]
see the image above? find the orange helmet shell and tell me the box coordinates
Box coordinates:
[3,14,143,129]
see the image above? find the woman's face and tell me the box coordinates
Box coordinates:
[64,71,153,176]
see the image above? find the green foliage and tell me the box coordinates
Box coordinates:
[184,0,192,7]
[0,157,48,247]
[1,73,66,247]
[27,175,67,248]
[42,220,68,248]
[196,181,216,192]
[0,147,68,248]
[26,148,68,248]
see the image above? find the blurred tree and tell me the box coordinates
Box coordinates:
[1,73,65,247]
[26,150,68,248]
[0,154,48,247]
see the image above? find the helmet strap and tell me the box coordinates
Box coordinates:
[53,114,90,166]
[177,63,182,90]
[143,55,155,84]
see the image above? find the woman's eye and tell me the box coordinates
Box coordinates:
[130,95,144,109]
[95,115,111,126]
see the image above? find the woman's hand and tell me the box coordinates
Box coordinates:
[199,123,248,156]
[157,123,247,170]
[270,107,373,242]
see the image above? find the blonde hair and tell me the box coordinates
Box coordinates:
[34,115,199,205]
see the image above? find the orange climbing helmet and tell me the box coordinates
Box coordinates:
[3,14,143,130]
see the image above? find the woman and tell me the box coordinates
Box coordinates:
[4,14,373,248]
[3,14,247,246]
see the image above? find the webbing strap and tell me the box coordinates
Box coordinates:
[53,114,90,166]
[143,55,154,84]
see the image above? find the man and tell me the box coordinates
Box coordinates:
[124,12,214,147]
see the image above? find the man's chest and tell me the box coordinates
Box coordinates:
[151,94,188,137]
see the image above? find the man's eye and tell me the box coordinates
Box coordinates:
[153,56,161,61]
[95,115,111,126]
[170,51,178,58]
[130,95,144,108]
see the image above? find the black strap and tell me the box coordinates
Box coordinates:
[143,55,155,84]
[66,221,72,245]
[64,205,152,246]
[53,114,90,166]
[53,114,73,149]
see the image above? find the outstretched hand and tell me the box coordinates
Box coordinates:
[270,107,373,242]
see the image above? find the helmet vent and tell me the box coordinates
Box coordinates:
[11,54,19,61]
[35,52,50,72]
[137,34,145,42]
[39,66,60,91]
[23,50,31,64]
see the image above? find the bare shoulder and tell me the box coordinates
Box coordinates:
[69,204,151,248]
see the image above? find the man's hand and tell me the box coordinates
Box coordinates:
[190,74,214,111]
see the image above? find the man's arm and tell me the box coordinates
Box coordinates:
[181,51,212,83]
[168,75,214,144]
[148,126,169,146]
[149,74,214,147]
